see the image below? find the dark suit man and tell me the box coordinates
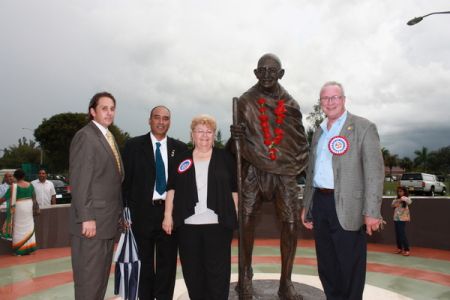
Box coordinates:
[301,82,384,300]
[69,92,124,300]
[122,106,187,300]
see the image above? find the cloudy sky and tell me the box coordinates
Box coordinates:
[1,0,449,159]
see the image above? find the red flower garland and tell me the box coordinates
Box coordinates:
[257,98,286,160]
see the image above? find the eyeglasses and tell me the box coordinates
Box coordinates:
[319,95,344,103]
[255,67,279,76]
[194,130,214,136]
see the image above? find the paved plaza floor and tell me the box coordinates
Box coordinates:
[0,239,449,299]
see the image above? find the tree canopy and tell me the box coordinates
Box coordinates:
[0,137,41,169]
[34,113,129,172]
[306,101,325,145]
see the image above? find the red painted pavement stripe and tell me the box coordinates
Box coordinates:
[232,239,450,261]
[0,247,71,268]
[0,266,115,299]
[0,271,74,300]
[1,240,449,269]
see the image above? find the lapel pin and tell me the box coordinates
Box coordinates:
[171,150,175,157]
[347,126,353,131]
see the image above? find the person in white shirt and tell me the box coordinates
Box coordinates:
[31,169,56,207]
[0,172,15,198]
[0,172,14,209]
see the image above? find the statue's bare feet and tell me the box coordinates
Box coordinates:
[278,280,303,300]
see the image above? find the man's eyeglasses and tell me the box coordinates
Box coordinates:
[319,95,344,103]
[194,130,214,136]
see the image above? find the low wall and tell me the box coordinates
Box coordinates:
[252,196,450,250]
[0,204,71,255]
[1,197,449,255]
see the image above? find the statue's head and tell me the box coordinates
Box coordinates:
[254,53,285,93]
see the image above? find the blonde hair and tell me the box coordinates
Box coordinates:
[190,114,217,132]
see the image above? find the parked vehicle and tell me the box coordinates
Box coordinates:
[49,179,72,204]
[400,172,447,196]
[47,174,69,184]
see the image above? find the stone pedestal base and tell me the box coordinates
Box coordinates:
[228,280,325,300]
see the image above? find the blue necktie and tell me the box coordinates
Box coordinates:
[155,142,166,195]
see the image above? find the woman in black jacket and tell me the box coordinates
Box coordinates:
[162,114,238,300]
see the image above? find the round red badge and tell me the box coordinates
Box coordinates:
[328,136,349,156]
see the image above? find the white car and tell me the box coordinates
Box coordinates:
[400,172,446,196]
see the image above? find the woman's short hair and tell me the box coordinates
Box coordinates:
[13,169,26,181]
[190,114,217,132]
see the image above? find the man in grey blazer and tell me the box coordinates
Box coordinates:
[301,81,384,300]
[69,92,123,300]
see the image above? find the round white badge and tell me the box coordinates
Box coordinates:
[177,159,193,174]
[328,136,349,156]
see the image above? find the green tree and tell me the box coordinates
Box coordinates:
[34,113,129,172]
[214,129,224,148]
[385,153,398,176]
[413,146,429,171]
[380,148,398,177]
[0,137,41,168]
[398,157,413,172]
[306,101,324,145]
[428,146,450,176]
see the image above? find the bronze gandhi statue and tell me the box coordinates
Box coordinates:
[231,53,309,299]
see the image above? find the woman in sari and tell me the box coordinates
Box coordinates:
[0,169,39,255]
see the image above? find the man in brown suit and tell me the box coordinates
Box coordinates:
[69,92,123,300]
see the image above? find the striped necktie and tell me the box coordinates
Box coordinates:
[106,131,122,174]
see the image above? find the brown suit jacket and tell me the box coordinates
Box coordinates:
[69,121,123,239]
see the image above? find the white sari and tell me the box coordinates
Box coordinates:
[4,183,37,255]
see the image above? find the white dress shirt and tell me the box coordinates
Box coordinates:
[31,179,56,207]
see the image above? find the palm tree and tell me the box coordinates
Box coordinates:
[414,147,429,171]
[381,147,390,165]
[386,154,398,176]
[398,157,413,172]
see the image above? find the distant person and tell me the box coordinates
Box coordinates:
[392,186,412,256]
[0,169,39,255]
[163,114,238,300]
[69,92,124,300]
[122,105,187,300]
[0,172,14,199]
[302,81,384,299]
[31,169,56,207]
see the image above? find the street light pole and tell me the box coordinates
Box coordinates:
[21,127,43,165]
[407,11,450,26]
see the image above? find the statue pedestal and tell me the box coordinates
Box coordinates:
[229,280,325,300]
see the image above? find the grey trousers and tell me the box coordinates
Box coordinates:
[71,235,115,300]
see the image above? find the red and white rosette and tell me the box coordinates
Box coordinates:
[177,159,193,174]
[328,136,349,156]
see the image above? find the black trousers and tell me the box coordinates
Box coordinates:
[312,191,367,300]
[178,224,233,300]
[394,221,410,251]
[134,221,178,300]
